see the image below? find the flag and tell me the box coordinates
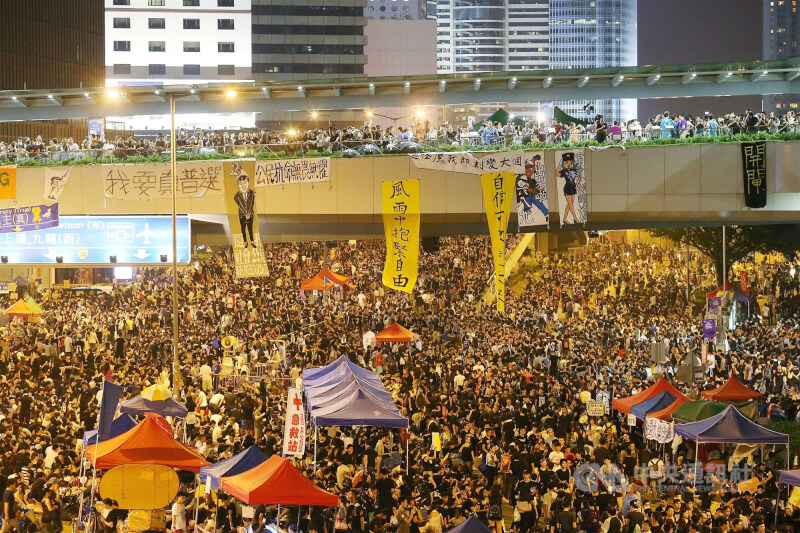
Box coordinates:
[481,171,515,313]
[382,179,420,293]
[98,380,124,441]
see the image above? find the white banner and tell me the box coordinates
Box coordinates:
[410,151,525,175]
[175,161,224,198]
[644,417,675,443]
[255,158,330,187]
[596,390,611,412]
[627,413,638,427]
[103,162,224,200]
[282,387,306,457]
[586,401,605,417]
[44,167,71,203]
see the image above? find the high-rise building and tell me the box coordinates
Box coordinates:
[1,0,105,90]
[365,0,427,19]
[104,0,253,86]
[252,1,367,81]
[763,0,800,112]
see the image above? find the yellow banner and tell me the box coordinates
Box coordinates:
[0,166,17,200]
[481,171,515,313]
[223,161,269,278]
[382,179,420,293]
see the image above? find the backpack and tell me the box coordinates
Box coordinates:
[585,510,601,533]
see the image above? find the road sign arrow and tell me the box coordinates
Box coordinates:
[133,249,151,260]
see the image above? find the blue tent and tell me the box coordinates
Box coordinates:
[778,470,800,487]
[83,414,137,446]
[675,405,788,444]
[631,391,677,421]
[446,516,492,533]
[199,446,268,490]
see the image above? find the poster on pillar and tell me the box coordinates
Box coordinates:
[223,161,269,278]
[554,150,587,226]
[381,179,420,294]
[515,151,549,230]
[481,171,515,313]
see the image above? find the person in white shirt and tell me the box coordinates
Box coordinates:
[171,492,188,533]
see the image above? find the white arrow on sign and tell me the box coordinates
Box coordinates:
[133,249,151,260]
[43,250,59,260]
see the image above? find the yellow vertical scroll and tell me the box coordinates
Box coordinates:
[382,179,420,293]
[482,171,515,313]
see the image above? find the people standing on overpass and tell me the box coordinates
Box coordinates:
[482,121,499,145]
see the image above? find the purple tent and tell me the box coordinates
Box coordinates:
[631,391,676,421]
[199,446,268,490]
[446,516,492,533]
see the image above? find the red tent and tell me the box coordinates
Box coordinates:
[612,377,689,414]
[85,413,210,472]
[648,396,690,420]
[219,455,338,506]
[706,281,735,298]
[376,322,414,344]
[318,268,351,285]
[300,269,352,292]
[701,376,763,402]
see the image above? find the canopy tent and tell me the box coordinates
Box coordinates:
[303,355,382,385]
[472,108,525,130]
[701,376,763,402]
[648,396,690,420]
[612,378,689,414]
[83,414,137,446]
[778,470,800,487]
[12,276,30,286]
[5,299,41,318]
[199,446,268,490]
[675,405,788,444]
[300,269,352,292]
[554,105,591,126]
[219,455,338,506]
[316,268,351,285]
[306,373,396,410]
[85,413,210,471]
[706,283,750,302]
[24,298,45,314]
[671,400,730,422]
[120,393,188,418]
[631,391,677,421]
[446,516,492,533]
[376,322,414,344]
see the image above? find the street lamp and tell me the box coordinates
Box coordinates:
[311,111,332,127]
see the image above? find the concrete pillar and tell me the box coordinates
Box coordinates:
[536,233,550,255]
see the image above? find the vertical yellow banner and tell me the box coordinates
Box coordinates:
[223,161,270,278]
[481,171,516,313]
[382,179,420,293]
[0,166,17,200]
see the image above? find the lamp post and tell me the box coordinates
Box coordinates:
[169,94,180,397]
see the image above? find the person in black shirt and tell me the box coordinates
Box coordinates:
[1,476,19,533]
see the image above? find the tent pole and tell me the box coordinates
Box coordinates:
[76,456,85,525]
[693,441,699,490]
[406,432,409,474]
[313,425,318,473]
[775,483,781,531]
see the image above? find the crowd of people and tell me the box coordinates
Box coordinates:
[2,107,799,163]
[1,234,800,533]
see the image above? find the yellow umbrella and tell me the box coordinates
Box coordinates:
[140,384,173,401]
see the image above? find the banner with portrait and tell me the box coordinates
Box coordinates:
[44,167,71,203]
[223,161,269,278]
[741,141,766,208]
[514,151,549,229]
[554,150,587,227]
[481,171,515,313]
[255,157,330,187]
[382,179,420,294]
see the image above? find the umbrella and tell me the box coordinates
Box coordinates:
[141,384,173,401]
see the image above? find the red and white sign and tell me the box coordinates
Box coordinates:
[282,387,306,457]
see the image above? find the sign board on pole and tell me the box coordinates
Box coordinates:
[702,318,717,339]
[627,413,637,426]
[709,297,722,312]
[586,401,605,417]
[282,387,306,457]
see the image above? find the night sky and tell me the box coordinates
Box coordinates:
[636,0,763,120]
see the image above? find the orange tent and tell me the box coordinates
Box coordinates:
[5,299,41,318]
[219,455,338,506]
[612,377,689,414]
[701,376,763,402]
[376,322,414,344]
[647,396,690,420]
[300,269,352,292]
[85,413,210,472]
[318,268,351,285]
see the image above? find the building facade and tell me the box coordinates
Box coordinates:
[1,0,105,90]
[104,0,253,86]
[763,0,800,112]
[365,0,427,19]
[251,0,367,81]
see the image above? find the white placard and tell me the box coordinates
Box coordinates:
[644,417,675,444]
[282,387,306,457]
[255,158,330,187]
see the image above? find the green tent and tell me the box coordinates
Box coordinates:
[473,108,526,131]
[25,298,45,315]
[553,106,591,126]
[672,399,758,422]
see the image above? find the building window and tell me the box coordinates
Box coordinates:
[149,41,166,52]
[113,41,131,52]
[148,18,166,29]
[218,42,235,53]
[149,64,166,75]
[218,64,235,75]
[218,0,234,6]
[148,0,165,6]
[218,19,235,30]
[113,64,131,74]
[183,18,200,29]
[183,0,200,5]
[112,0,130,5]
[183,41,201,53]
[184,64,201,75]
[113,18,130,28]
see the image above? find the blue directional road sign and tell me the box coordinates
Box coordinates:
[0,216,191,264]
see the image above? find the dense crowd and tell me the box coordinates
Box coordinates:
[1,235,800,533]
[2,108,799,162]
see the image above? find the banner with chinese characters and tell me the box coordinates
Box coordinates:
[223,161,269,278]
[741,141,766,208]
[44,167,71,203]
[644,417,674,443]
[282,387,306,457]
[410,151,525,175]
[381,179,420,293]
[481,171,515,313]
[702,318,716,339]
[103,162,224,200]
[0,203,59,234]
[515,152,549,229]
[0,165,16,200]
[554,150,587,226]
[596,390,611,412]
[255,157,330,187]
